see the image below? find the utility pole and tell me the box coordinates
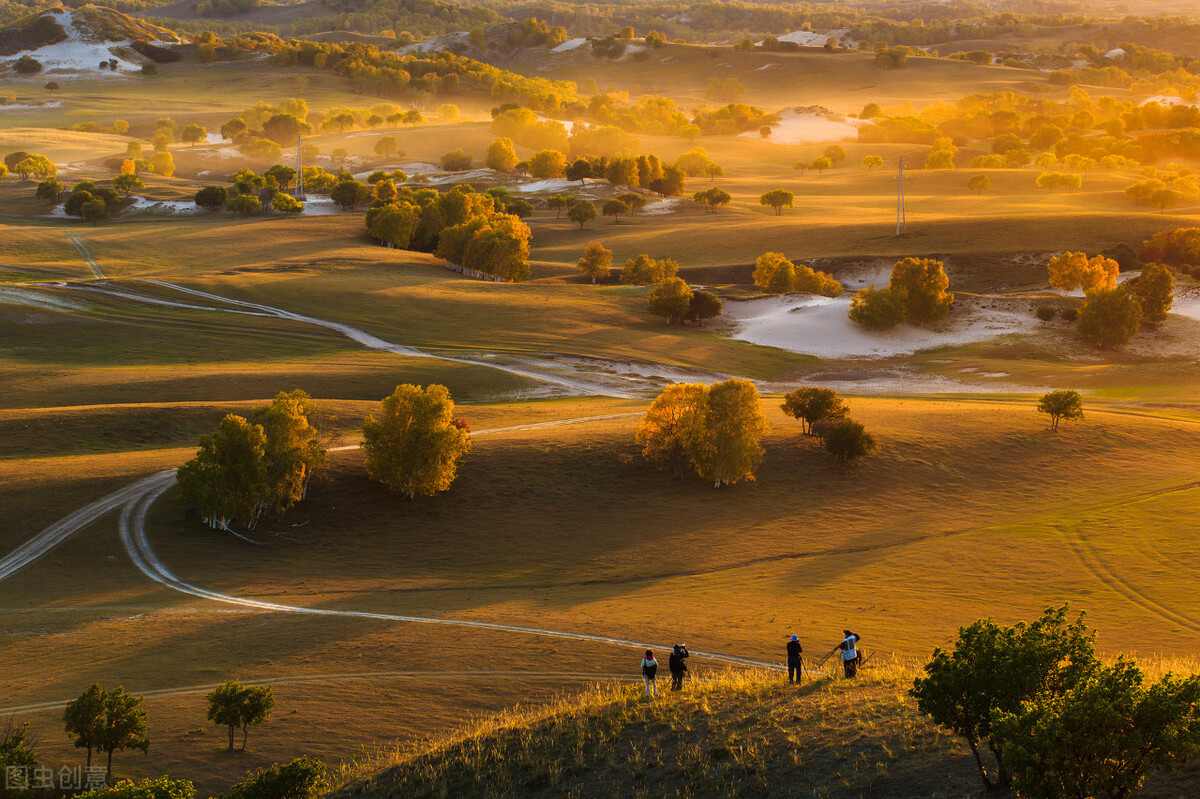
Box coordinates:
[896,156,906,235]
[295,134,305,200]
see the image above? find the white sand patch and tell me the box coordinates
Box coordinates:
[123,196,201,215]
[0,101,62,112]
[552,38,588,53]
[400,161,440,173]
[0,285,88,312]
[301,195,339,215]
[400,31,467,55]
[748,106,865,145]
[1105,48,1126,59]
[767,28,857,48]
[1168,287,1200,320]
[515,177,580,193]
[536,114,575,133]
[1140,94,1192,108]
[426,168,492,184]
[204,132,225,144]
[724,294,1037,359]
[16,9,141,76]
[642,198,687,215]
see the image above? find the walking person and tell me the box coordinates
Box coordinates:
[641,649,658,697]
[668,644,689,691]
[838,630,861,678]
[786,634,804,684]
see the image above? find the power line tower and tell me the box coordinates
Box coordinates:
[295,134,305,200]
[896,156,906,235]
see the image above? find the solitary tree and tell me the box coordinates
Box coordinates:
[824,144,846,164]
[576,241,611,283]
[967,174,991,195]
[63,684,105,769]
[1037,389,1083,432]
[1078,286,1141,348]
[567,200,596,229]
[98,687,150,783]
[485,137,518,172]
[647,277,694,324]
[206,681,275,752]
[781,387,848,434]
[889,257,953,323]
[374,135,399,160]
[759,189,794,215]
[361,384,471,499]
[823,419,876,471]
[809,156,833,174]
[112,174,144,196]
[602,198,630,222]
[862,154,884,171]
[181,123,207,147]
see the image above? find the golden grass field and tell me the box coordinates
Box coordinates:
[3,25,1200,796]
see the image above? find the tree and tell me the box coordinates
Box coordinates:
[150,152,175,177]
[602,199,630,222]
[690,379,767,488]
[440,149,473,171]
[1035,305,1057,323]
[636,383,709,480]
[181,124,207,147]
[64,684,106,768]
[753,251,796,294]
[704,162,724,181]
[824,144,846,164]
[618,192,647,213]
[647,277,693,324]
[781,387,848,435]
[176,414,270,530]
[687,290,722,325]
[75,777,194,799]
[81,198,108,224]
[759,189,794,215]
[576,241,611,283]
[261,113,310,145]
[271,194,303,214]
[675,147,716,177]
[330,180,370,210]
[97,687,150,782]
[2,719,38,779]
[565,158,591,184]
[546,194,570,217]
[227,194,259,216]
[862,155,884,170]
[993,659,1200,799]
[13,55,41,74]
[361,384,471,499]
[967,174,991,194]
[485,137,518,172]
[1047,252,1119,293]
[567,200,596,229]
[925,149,955,170]
[206,681,275,752]
[225,757,326,799]
[910,606,1098,793]
[373,178,397,202]
[36,177,64,201]
[374,135,399,160]
[888,257,953,323]
[367,201,420,248]
[528,149,567,179]
[692,187,731,213]
[848,285,905,328]
[621,253,678,285]
[1128,262,1173,323]
[649,165,685,197]
[1036,390,1083,432]
[1078,285,1141,348]
[809,156,833,173]
[823,419,876,471]
[112,174,144,196]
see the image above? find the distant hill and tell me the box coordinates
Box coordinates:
[144,0,329,28]
[0,5,180,73]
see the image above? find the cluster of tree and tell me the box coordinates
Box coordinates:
[781,386,877,470]
[5,150,56,180]
[60,180,123,223]
[849,258,954,329]
[205,680,274,752]
[366,184,533,281]
[620,253,678,286]
[1142,226,1200,270]
[752,253,843,297]
[1047,252,1173,346]
[175,390,326,531]
[1036,171,1083,191]
[635,380,767,488]
[758,189,793,215]
[646,276,723,326]
[691,187,731,213]
[912,605,1200,796]
[925,136,958,170]
[1125,168,1200,210]
[794,144,846,174]
[62,685,149,782]
[361,384,471,499]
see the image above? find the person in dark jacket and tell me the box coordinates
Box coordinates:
[668,644,689,690]
[838,630,861,678]
[786,634,803,684]
[641,649,658,697]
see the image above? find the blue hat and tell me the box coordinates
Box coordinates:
[673,643,683,651]
[791,634,798,641]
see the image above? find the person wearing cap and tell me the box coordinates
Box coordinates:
[786,634,803,684]
[838,630,861,678]
[641,649,659,697]
[668,644,689,691]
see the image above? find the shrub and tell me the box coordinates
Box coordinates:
[13,56,42,74]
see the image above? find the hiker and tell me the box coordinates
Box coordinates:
[786,634,803,684]
[838,630,861,678]
[641,649,658,697]
[668,644,689,691]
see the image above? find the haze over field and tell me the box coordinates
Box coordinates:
[4,0,1200,796]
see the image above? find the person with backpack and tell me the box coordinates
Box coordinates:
[641,649,658,697]
[668,644,689,690]
[838,630,861,678]
[786,634,804,684]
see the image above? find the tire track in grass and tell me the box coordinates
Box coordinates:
[61,228,104,279]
